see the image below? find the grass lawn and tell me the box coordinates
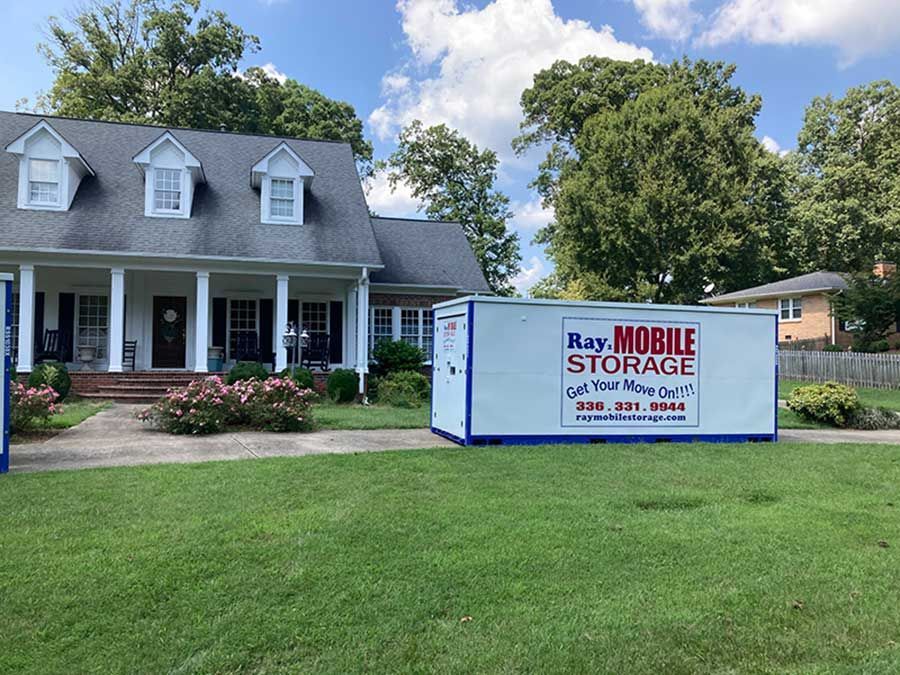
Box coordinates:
[780,379,900,412]
[313,401,428,430]
[777,406,829,429]
[3,443,900,673]
[11,398,111,443]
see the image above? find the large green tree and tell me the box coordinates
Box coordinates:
[788,82,900,272]
[516,58,790,303]
[36,0,372,175]
[831,272,900,351]
[381,121,521,296]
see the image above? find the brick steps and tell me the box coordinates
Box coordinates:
[70,371,227,402]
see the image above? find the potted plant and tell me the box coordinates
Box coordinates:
[207,346,225,372]
[77,344,97,370]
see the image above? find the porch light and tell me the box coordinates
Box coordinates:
[282,322,299,376]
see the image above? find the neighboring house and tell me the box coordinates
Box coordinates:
[0,111,488,395]
[702,263,897,347]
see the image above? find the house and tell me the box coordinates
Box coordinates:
[701,263,896,347]
[0,111,489,396]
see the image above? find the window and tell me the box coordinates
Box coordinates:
[400,309,420,347]
[10,292,18,363]
[78,295,109,359]
[28,159,59,205]
[780,297,802,320]
[153,168,182,212]
[734,302,756,309]
[270,178,295,218]
[229,299,257,359]
[302,301,327,334]
[422,310,434,359]
[370,307,393,356]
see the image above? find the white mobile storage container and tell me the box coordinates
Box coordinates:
[431,296,778,446]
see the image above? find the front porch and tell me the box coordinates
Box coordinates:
[5,259,373,396]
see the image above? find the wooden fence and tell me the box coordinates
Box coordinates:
[779,350,900,389]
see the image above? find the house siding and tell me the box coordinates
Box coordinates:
[369,293,452,308]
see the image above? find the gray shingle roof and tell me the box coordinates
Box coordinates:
[703,271,848,303]
[369,217,490,292]
[0,112,382,267]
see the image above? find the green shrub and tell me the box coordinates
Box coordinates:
[28,362,71,401]
[9,365,17,381]
[279,366,315,391]
[853,337,890,353]
[787,382,860,427]
[378,370,431,408]
[226,361,268,385]
[847,406,900,430]
[371,339,424,376]
[823,344,844,352]
[326,368,358,403]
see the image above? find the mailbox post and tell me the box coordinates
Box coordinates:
[1,272,12,474]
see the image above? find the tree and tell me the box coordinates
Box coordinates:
[831,272,900,351]
[36,0,373,175]
[521,58,789,303]
[788,82,900,273]
[381,121,521,296]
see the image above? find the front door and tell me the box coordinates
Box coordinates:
[152,296,187,368]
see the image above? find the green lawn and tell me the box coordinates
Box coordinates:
[780,379,900,411]
[11,398,111,442]
[313,401,429,430]
[3,443,900,673]
[777,406,829,429]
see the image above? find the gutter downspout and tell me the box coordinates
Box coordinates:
[355,267,370,400]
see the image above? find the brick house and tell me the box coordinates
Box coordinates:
[0,112,489,398]
[701,263,898,347]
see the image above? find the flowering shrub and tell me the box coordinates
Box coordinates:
[138,376,315,434]
[137,377,231,435]
[11,382,61,432]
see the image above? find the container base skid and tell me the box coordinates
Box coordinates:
[432,429,776,447]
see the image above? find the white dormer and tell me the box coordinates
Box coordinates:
[132,131,205,219]
[251,142,314,225]
[4,120,94,211]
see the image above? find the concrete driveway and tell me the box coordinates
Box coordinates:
[10,404,455,473]
[11,404,900,474]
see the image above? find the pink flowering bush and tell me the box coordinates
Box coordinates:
[11,382,61,431]
[137,375,315,435]
[137,377,231,435]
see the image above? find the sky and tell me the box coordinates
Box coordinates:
[2,0,900,293]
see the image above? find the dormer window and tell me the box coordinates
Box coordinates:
[28,159,60,205]
[132,131,204,219]
[251,142,314,225]
[270,178,295,219]
[5,119,94,212]
[153,168,182,212]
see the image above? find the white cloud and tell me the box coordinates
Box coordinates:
[698,0,900,65]
[512,255,547,295]
[631,0,698,41]
[259,62,288,84]
[760,135,784,155]
[511,198,553,232]
[365,171,422,217]
[381,73,411,95]
[369,0,653,156]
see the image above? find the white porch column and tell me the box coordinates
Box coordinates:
[108,268,125,372]
[355,269,369,394]
[345,282,358,370]
[275,274,289,372]
[194,272,210,373]
[17,264,34,373]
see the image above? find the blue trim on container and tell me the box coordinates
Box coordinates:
[1,280,10,474]
[431,426,466,445]
[774,313,779,442]
[464,300,474,445]
[466,433,776,446]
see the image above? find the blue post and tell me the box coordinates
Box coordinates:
[1,274,11,474]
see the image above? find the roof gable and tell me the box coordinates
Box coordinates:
[4,119,94,175]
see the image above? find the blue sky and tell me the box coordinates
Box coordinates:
[2,0,900,292]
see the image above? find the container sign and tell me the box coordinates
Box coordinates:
[442,319,458,353]
[561,317,700,428]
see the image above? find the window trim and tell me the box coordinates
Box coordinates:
[261,175,303,225]
[152,167,184,215]
[779,297,802,322]
[227,298,260,363]
[370,306,434,364]
[27,158,61,207]
[76,293,110,360]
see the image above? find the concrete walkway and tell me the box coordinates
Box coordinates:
[11,404,900,474]
[10,405,455,473]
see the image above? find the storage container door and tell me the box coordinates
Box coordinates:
[432,310,469,440]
